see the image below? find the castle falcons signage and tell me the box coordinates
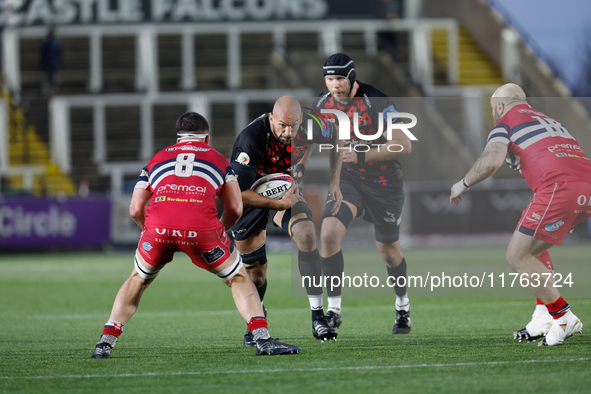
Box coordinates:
[3,0,385,26]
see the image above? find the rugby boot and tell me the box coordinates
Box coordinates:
[325,310,342,329]
[244,304,267,347]
[255,338,300,355]
[392,308,411,334]
[91,335,117,359]
[313,315,338,342]
[539,311,583,346]
[513,305,553,342]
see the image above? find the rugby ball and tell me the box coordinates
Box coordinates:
[251,173,293,199]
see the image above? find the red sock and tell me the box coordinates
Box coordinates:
[545,297,570,319]
[536,251,554,309]
[536,250,553,274]
[247,316,268,332]
[102,321,124,338]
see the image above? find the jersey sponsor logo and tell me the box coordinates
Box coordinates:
[156,184,207,194]
[165,197,189,202]
[165,146,211,152]
[525,212,541,223]
[155,196,166,202]
[304,107,331,138]
[547,143,582,153]
[373,179,389,187]
[555,153,589,160]
[236,152,250,165]
[384,210,397,223]
[142,242,153,251]
[202,246,226,265]
[545,220,564,232]
[577,195,591,206]
[518,109,545,116]
[155,229,199,238]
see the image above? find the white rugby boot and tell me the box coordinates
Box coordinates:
[513,304,553,342]
[539,310,583,346]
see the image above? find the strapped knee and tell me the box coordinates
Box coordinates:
[282,201,314,236]
[322,202,354,228]
[216,252,244,281]
[134,250,161,280]
[242,243,267,269]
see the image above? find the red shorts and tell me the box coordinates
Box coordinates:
[137,223,233,269]
[517,181,591,245]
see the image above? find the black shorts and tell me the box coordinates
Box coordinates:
[339,177,405,243]
[232,204,303,240]
[231,206,279,241]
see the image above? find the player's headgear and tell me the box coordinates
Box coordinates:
[323,53,356,94]
[176,111,209,138]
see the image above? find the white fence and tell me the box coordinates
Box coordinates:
[49,88,313,175]
[2,19,460,95]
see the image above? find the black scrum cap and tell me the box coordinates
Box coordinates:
[323,53,356,94]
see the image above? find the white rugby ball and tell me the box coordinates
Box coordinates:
[251,173,293,199]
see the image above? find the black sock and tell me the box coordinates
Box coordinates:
[298,249,323,296]
[321,250,344,297]
[312,308,324,321]
[256,279,267,302]
[387,258,407,298]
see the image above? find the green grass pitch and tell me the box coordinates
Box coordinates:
[1,244,590,393]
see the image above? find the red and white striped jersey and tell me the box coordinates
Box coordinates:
[135,140,236,230]
[486,104,591,192]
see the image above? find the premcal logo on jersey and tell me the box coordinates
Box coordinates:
[236,152,250,165]
[156,184,207,194]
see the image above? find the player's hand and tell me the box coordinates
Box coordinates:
[278,180,299,210]
[329,182,342,216]
[293,164,305,183]
[450,180,469,206]
[342,150,358,164]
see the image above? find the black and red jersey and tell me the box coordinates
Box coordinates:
[313,81,402,188]
[231,109,336,191]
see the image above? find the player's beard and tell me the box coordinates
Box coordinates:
[331,89,351,104]
[270,123,292,146]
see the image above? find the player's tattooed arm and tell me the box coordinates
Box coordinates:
[465,142,507,186]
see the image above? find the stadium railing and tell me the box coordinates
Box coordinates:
[2,19,460,97]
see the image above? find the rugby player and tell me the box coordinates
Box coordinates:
[91,112,300,358]
[313,53,413,335]
[450,83,591,346]
[231,96,343,343]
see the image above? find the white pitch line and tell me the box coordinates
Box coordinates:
[26,305,395,320]
[25,299,591,320]
[26,300,554,321]
[0,358,588,380]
